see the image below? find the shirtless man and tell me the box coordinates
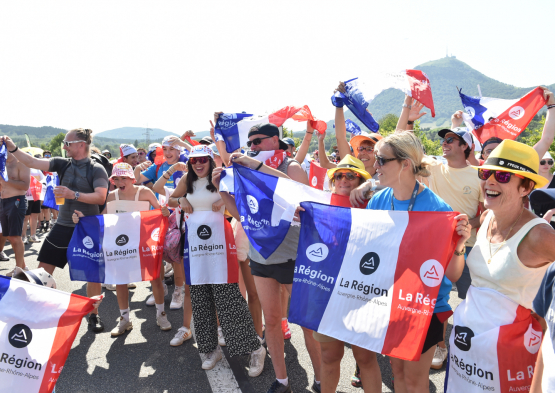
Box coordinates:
[0,150,30,275]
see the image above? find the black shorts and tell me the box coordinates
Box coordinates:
[41,204,50,210]
[249,259,296,285]
[37,224,76,269]
[422,313,444,354]
[0,195,27,236]
[25,200,42,215]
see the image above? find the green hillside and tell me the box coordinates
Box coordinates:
[97,127,178,140]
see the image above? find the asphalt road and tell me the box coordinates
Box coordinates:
[1,228,462,393]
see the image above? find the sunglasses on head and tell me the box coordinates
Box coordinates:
[440,136,458,145]
[374,155,397,167]
[190,156,210,165]
[247,136,272,147]
[540,159,554,166]
[333,172,361,181]
[478,168,524,183]
[357,146,374,153]
[62,140,83,147]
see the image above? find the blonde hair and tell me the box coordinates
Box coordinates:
[69,128,93,156]
[376,132,431,177]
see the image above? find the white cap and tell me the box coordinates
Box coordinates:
[189,145,214,159]
[120,144,137,157]
[162,136,184,151]
[543,151,553,160]
[12,267,57,289]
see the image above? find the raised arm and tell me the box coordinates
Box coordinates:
[134,161,152,184]
[0,136,50,171]
[229,153,291,179]
[211,114,231,166]
[317,131,337,169]
[397,96,427,132]
[533,88,555,159]
[152,162,187,196]
[294,123,314,164]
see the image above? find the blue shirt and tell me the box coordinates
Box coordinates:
[141,162,175,192]
[367,186,453,313]
[533,263,555,354]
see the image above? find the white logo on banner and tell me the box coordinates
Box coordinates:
[306,243,329,262]
[465,106,476,119]
[151,228,160,241]
[419,260,444,287]
[311,176,318,187]
[83,236,94,249]
[524,323,542,354]
[246,195,259,214]
[509,106,525,120]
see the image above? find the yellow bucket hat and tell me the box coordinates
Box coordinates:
[327,155,372,181]
[472,139,548,188]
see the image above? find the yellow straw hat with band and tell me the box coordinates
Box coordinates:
[471,139,548,188]
[350,131,383,153]
[327,155,372,181]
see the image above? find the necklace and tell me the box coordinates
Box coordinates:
[487,207,524,264]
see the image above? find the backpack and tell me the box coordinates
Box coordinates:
[163,208,186,264]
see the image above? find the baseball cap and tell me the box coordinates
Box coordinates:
[248,123,288,151]
[199,136,214,145]
[282,138,295,147]
[13,267,57,289]
[438,127,473,146]
[120,144,137,157]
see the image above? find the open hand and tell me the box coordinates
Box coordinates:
[408,100,427,122]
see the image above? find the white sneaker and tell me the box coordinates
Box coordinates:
[430,346,448,369]
[170,326,193,346]
[248,345,266,377]
[5,266,28,277]
[102,284,116,291]
[156,311,172,331]
[127,282,137,289]
[164,262,174,277]
[28,235,41,243]
[170,287,184,310]
[202,346,223,370]
[218,326,226,347]
[111,317,133,337]
[146,283,168,306]
[22,237,29,245]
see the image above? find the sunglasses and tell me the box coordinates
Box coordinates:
[138,152,146,156]
[540,159,554,166]
[357,146,374,153]
[247,136,272,147]
[62,140,83,147]
[333,172,361,181]
[478,168,524,183]
[190,157,210,165]
[374,155,397,167]
[440,137,458,145]
[44,155,51,158]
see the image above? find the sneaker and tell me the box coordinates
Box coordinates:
[311,377,321,393]
[156,311,172,331]
[267,380,291,393]
[170,287,184,310]
[0,251,10,261]
[164,262,174,277]
[430,346,448,370]
[127,283,137,289]
[110,317,133,337]
[88,314,104,333]
[201,346,223,370]
[5,267,28,277]
[351,363,362,388]
[146,283,168,306]
[28,235,41,243]
[248,345,266,377]
[102,284,116,291]
[218,326,226,347]
[170,326,192,346]
[23,237,29,245]
[281,319,291,340]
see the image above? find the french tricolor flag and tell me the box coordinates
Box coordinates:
[460,87,546,143]
[214,106,327,153]
[445,286,543,392]
[289,202,457,361]
[67,210,168,284]
[332,70,436,133]
[230,164,362,259]
[0,276,95,393]
[41,175,59,212]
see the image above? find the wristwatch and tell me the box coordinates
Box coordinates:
[74,191,80,201]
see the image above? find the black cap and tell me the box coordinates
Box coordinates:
[248,123,288,151]
[199,136,213,145]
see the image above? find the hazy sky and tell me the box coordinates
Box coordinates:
[1,0,553,136]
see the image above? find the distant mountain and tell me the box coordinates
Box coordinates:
[96,127,180,140]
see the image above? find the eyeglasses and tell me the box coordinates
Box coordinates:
[440,137,458,145]
[247,136,273,147]
[44,155,51,158]
[374,155,397,167]
[190,157,210,165]
[333,172,361,181]
[62,140,84,147]
[540,159,554,166]
[357,146,374,153]
[478,168,524,183]
[138,152,146,156]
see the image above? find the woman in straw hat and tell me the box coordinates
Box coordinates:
[445,139,555,392]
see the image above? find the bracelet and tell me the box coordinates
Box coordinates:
[8,146,18,153]
[407,120,414,125]
[402,104,412,109]
[177,197,182,205]
[255,162,263,171]
[367,178,377,191]
[454,247,465,256]
[548,104,555,110]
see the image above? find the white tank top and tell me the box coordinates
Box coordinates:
[107,186,150,214]
[467,210,551,309]
[186,177,224,213]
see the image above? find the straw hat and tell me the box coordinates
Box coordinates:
[327,155,372,181]
[472,139,548,188]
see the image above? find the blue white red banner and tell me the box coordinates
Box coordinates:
[289,202,457,361]
[445,286,542,392]
[183,211,238,285]
[41,175,59,211]
[67,210,168,284]
[0,142,7,181]
[0,276,95,393]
